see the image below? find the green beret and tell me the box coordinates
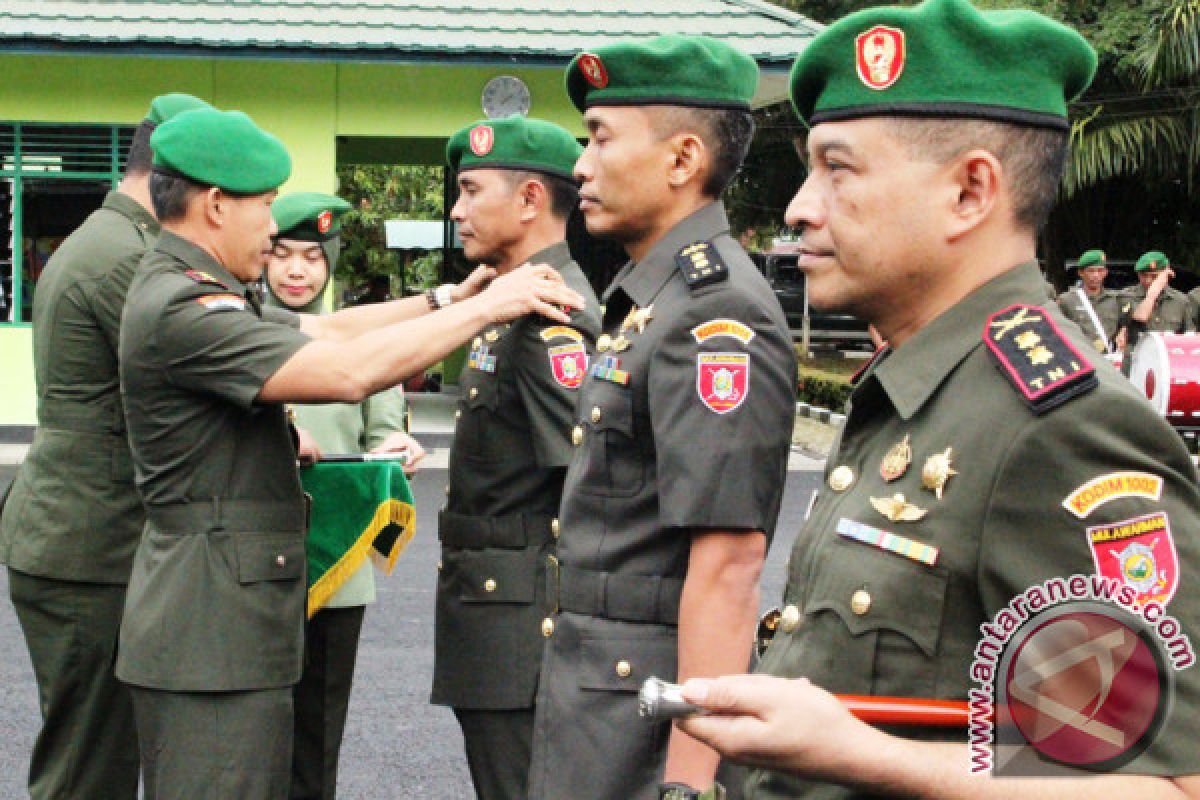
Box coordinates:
[151,108,291,194]
[790,0,1097,130]
[447,116,583,182]
[272,192,352,242]
[1136,251,1170,272]
[1076,249,1106,269]
[145,93,212,126]
[566,34,758,113]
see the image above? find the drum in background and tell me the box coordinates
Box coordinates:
[1128,332,1200,426]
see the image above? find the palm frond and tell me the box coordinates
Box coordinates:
[1064,112,1190,196]
[1137,0,1200,87]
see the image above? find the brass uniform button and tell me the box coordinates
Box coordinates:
[590,406,602,424]
[597,333,613,352]
[851,589,872,616]
[828,466,855,492]
[542,617,555,637]
[572,426,583,446]
[615,660,632,678]
[472,336,482,348]
[469,387,479,400]
[551,518,560,538]
[436,560,443,571]
[484,578,497,593]
[275,555,287,567]
[779,604,802,633]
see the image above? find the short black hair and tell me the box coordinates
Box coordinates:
[148,171,203,222]
[124,120,155,178]
[504,170,580,219]
[890,117,1068,232]
[650,106,756,198]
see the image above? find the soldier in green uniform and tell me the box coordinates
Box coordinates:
[1056,249,1124,353]
[527,36,798,800]
[262,192,426,800]
[432,115,601,800]
[0,92,209,800]
[1122,250,1192,355]
[115,107,585,798]
[666,0,1200,796]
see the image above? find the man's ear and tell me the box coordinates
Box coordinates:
[518,178,546,222]
[945,149,1002,241]
[201,186,225,227]
[667,131,707,190]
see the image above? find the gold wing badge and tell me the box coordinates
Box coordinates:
[870,493,927,523]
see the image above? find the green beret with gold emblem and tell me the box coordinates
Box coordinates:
[151,108,291,194]
[145,93,212,126]
[566,34,758,113]
[789,0,1096,130]
[1136,251,1170,272]
[447,115,583,182]
[272,192,352,242]
[1076,250,1106,269]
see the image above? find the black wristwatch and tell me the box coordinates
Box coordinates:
[659,782,725,800]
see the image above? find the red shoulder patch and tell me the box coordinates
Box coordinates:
[984,304,1096,414]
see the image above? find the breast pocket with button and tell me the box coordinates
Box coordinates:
[803,534,949,698]
[580,382,644,497]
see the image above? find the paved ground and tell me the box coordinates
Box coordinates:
[0,441,821,798]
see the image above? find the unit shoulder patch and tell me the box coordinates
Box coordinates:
[692,318,755,345]
[676,241,728,290]
[547,341,588,389]
[184,269,229,289]
[195,293,247,311]
[983,304,1096,414]
[540,325,585,343]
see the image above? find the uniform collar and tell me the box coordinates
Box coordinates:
[103,190,159,237]
[526,240,573,271]
[603,200,731,307]
[155,230,248,295]
[870,261,1049,421]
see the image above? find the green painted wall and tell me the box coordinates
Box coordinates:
[0,53,582,425]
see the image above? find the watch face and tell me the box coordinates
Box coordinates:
[481,75,532,119]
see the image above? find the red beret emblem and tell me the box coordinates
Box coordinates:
[855,26,905,90]
[469,124,494,157]
[578,53,609,89]
[316,210,333,234]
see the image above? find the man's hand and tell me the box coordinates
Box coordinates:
[296,426,322,466]
[476,263,584,325]
[677,674,874,781]
[370,431,426,476]
[450,265,498,303]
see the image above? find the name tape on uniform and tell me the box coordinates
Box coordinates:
[1063,471,1164,519]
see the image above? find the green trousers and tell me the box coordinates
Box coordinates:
[454,708,536,800]
[8,568,139,800]
[290,604,365,800]
[130,685,293,800]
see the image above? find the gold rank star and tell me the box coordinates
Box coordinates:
[1014,331,1040,350]
[1028,345,1054,366]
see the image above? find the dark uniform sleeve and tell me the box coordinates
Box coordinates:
[261,304,303,329]
[980,394,1200,775]
[648,294,796,535]
[514,314,598,468]
[155,285,311,410]
[89,250,143,353]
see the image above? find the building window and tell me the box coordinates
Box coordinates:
[1,122,134,324]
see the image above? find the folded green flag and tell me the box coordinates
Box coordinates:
[300,460,416,618]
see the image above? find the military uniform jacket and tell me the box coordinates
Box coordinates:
[1120,284,1193,354]
[115,232,312,692]
[1056,286,1123,352]
[748,263,1200,800]
[528,203,797,800]
[433,242,600,710]
[0,192,157,583]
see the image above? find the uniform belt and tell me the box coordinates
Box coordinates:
[557,565,683,626]
[437,510,555,550]
[146,498,307,534]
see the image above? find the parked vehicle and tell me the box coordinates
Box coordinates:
[754,249,873,351]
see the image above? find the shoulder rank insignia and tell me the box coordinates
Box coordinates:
[984,304,1096,415]
[185,269,229,289]
[195,293,246,311]
[676,241,728,290]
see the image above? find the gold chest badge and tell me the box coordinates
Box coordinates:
[880,434,911,482]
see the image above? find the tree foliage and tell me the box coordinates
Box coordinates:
[334,164,447,299]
